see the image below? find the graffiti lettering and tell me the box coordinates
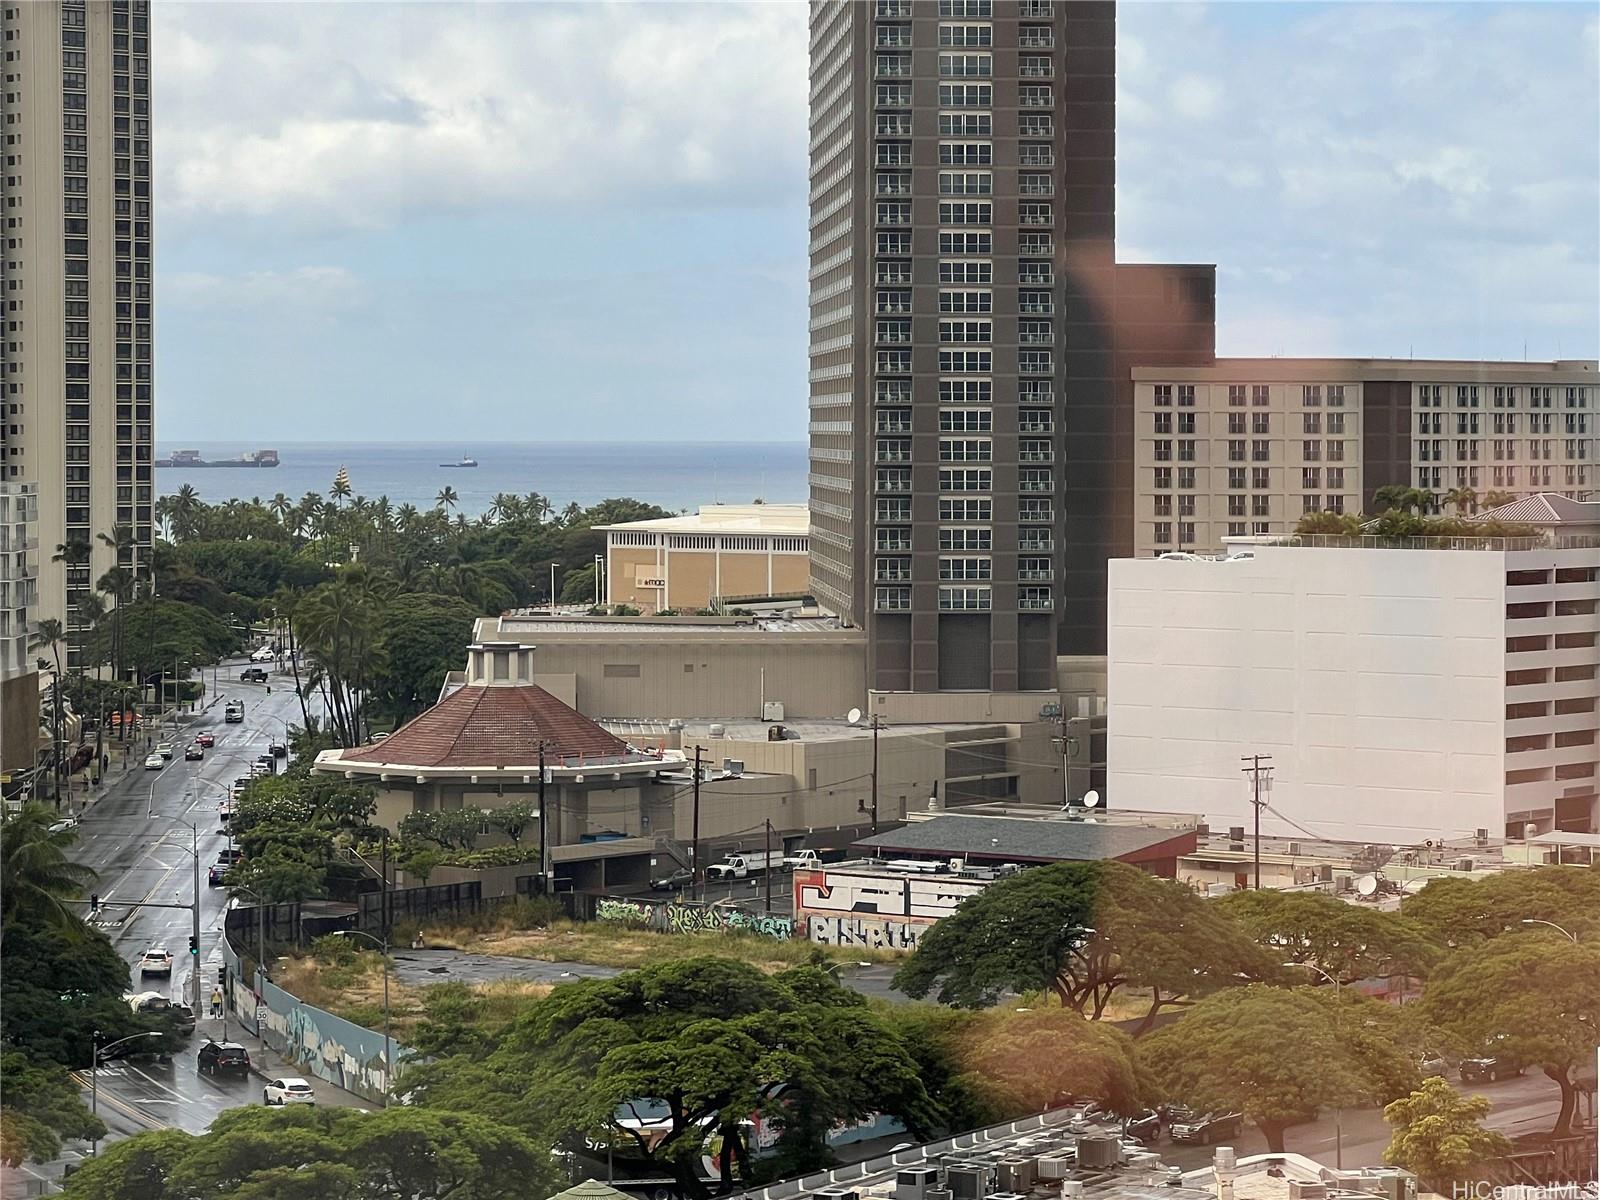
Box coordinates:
[665,903,794,940]
[806,915,922,953]
[795,868,986,920]
[597,897,656,926]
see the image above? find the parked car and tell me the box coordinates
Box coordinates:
[208,862,228,886]
[239,667,269,684]
[218,800,233,824]
[138,947,173,976]
[249,763,271,778]
[1169,1111,1244,1145]
[263,1077,316,1106]
[196,732,215,748]
[197,1040,252,1077]
[1419,1053,1449,1079]
[144,753,165,770]
[650,867,694,891]
[1124,1109,1161,1144]
[170,1001,197,1036]
[185,743,204,761]
[1460,1056,1524,1083]
[156,742,175,759]
[269,741,287,758]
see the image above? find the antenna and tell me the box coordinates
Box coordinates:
[1081,789,1101,809]
[1355,874,1379,897]
[846,707,862,726]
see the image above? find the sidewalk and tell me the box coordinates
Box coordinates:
[201,1013,370,1109]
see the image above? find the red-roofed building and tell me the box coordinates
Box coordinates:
[314,640,685,888]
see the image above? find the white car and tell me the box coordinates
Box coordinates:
[250,645,275,663]
[155,742,175,759]
[138,947,173,976]
[263,1077,315,1106]
[48,816,78,835]
[144,753,165,770]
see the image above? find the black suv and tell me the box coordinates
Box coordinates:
[197,1040,252,1077]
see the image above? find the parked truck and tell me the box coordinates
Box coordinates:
[781,848,823,870]
[707,851,787,881]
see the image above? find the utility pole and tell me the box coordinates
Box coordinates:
[190,822,202,1015]
[763,818,773,914]
[869,716,882,835]
[1241,754,1274,889]
[537,742,549,896]
[691,744,704,902]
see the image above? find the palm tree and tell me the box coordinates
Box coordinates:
[525,492,553,523]
[30,619,66,802]
[165,485,201,542]
[75,592,108,777]
[0,805,98,946]
[1444,486,1478,516]
[435,485,459,512]
[268,492,292,525]
[559,501,582,526]
[329,469,353,507]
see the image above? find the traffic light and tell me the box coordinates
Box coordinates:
[89,893,99,915]
[188,935,199,956]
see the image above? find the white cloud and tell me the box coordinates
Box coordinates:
[165,266,365,310]
[1167,75,1222,121]
[156,2,808,229]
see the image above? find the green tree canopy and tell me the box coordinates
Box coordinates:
[403,956,934,1197]
[173,540,331,600]
[81,597,236,677]
[956,1007,1147,1117]
[893,861,1274,1029]
[0,1053,106,1166]
[1382,1078,1512,1193]
[1138,984,1419,1152]
[369,592,477,723]
[0,805,98,945]
[1401,866,1600,948]
[1421,933,1600,1137]
[1217,888,1441,984]
[58,1106,555,1200]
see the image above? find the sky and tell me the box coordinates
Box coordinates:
[154,1,1600,444]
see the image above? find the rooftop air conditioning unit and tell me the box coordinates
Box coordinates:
[1454,857,1475,872]
[1075,1135,1121,1170]
[1287,842,1301,856]
[1288,1184,1329,1200]
[1228,826,1246,850]
[895,1168,939,1200]
[1060,1181,1085,1200]
[986,1192,1027,1200]
[763,701,785,722]
[722,759,745,778]
[708,723,725,738]
[1035,1156,1071,1181]
[816,1189,859,1200]
[944,1167,987,1200]
[1474,828,1489,846]
[925,1190,953,1200]
[997,1159,1036,1191]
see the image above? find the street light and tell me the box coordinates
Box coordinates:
[1520,918,1579,942]
[1283,960,1344,1168]
[146,819,203,1016]
[90,1030,163,1154]
[331,929,392,1106]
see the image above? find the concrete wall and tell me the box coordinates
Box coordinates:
[1108,545,1514,843]
[524,633,867,720]
[607,547,810,613]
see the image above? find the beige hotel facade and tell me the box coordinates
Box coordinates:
[599,504,811,614]
[1133,358,1597,558]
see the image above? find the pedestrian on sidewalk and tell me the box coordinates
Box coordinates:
[211,986,224,1019]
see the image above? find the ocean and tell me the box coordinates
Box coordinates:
[155,441,810,520]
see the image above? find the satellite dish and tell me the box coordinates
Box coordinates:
[1355,874,1379,897]
[846,707,862,726]
[1082,789,1101,808]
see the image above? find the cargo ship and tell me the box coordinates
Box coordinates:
[156,449,280,468]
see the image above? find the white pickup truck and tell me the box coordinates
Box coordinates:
[707,849,822,880]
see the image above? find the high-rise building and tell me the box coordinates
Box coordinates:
[1,0,155,664]
[807,0,1214,701]
[1,481,40,787]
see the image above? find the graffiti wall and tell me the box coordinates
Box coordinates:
[594,895,796,941]
[254,974,401,1106]
[807,915,923,952]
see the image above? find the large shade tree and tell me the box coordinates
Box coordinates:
[1401,867,1600,948]
[1217,888,1440,985]
[893,861,1275,1030]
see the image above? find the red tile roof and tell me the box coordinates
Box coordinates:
[340,684,629,769]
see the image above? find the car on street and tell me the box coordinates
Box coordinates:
[1169,1111,1245,1145]
[185,743,203,761]
[249,763,271,778]
[156,741,175,759]
[263,1077,316,1106]
[1419,1053,1449,1078]
[218,800,234,824]
[225,703,244,723]
[249,645,275,663]
[196,732,215,748]
[1460,1055,1524,1083]
[270,741,287,758]
[198,1040,253,1077]
[240,667,269,683]
[144,752,165,770]
[650,867,694,891]
[48,816,78,835]
[138,947,174,976]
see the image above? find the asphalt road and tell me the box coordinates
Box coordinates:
[2,664,361,1199]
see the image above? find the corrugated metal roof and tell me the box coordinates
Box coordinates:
[855,813,1188,862]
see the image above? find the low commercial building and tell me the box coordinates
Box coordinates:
[1107,520,1600,843]
[1,483,39,794]
[598,503,810,614]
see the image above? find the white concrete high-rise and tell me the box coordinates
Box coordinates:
[1,0,154,663]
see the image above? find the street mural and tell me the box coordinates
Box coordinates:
[254,973,400,1106]
[595,896,655,925]
[594,895,795,941]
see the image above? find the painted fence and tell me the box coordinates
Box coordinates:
[222,914,403,1106]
